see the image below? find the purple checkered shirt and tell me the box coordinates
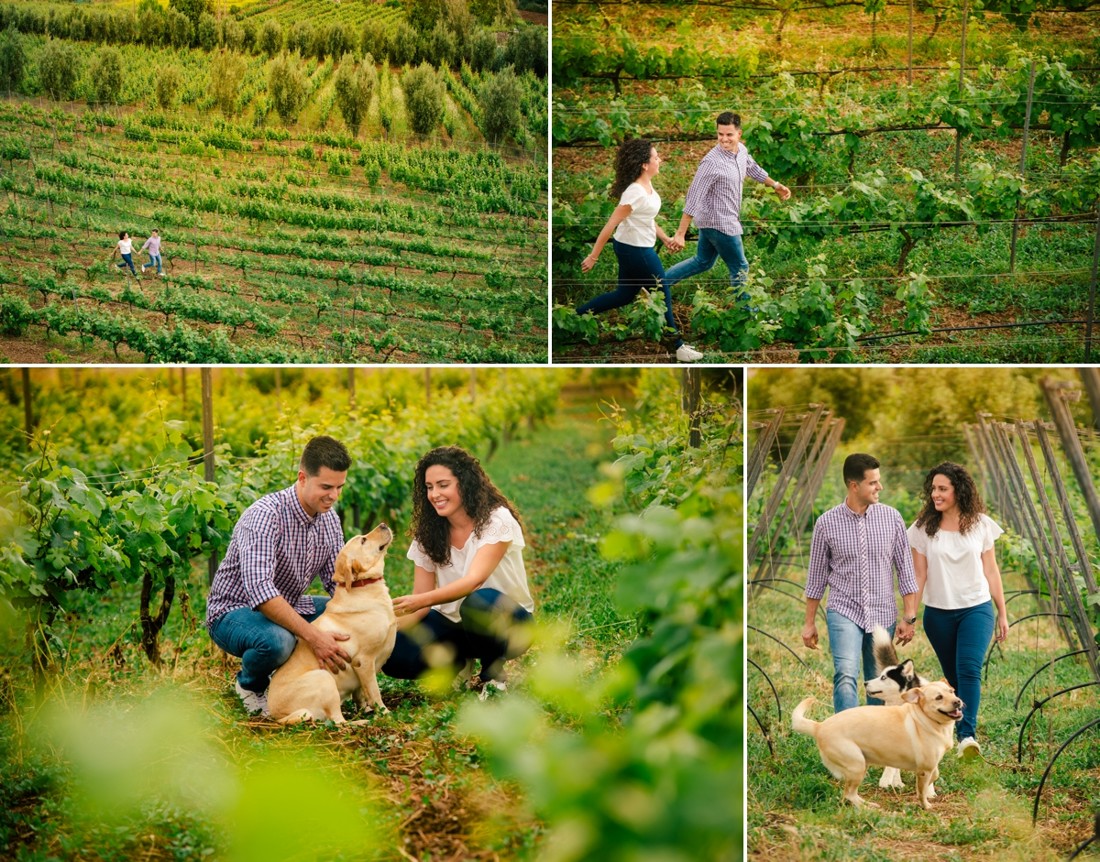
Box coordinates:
[805,501,918,632]
[682,143,770,237]
[205,484,343,627]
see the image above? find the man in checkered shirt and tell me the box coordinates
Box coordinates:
[802,453,919,713]
[206,436,354,716]
[665,111,791,302]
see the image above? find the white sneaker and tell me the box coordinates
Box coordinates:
[675,344,703,363]
[957,736,981,759]
[235,680,268,716]
[159,272,166,278]
[140,264,146,273]
[478,679,507,701]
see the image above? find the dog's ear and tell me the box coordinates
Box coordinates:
[334,553,351,588]
[900,659,916,681]
[901,687,923,704]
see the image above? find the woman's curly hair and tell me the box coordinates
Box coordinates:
[913,461,984,537]
[411,446,522,567]
[610,138,654,199]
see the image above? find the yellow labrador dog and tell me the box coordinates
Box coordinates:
[792,680,963,809]
[267,524,397,725]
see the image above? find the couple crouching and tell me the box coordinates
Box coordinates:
[205,436,534,717]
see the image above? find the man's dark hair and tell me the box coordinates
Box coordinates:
[300,435,350,475]
[842,453,879,486]
[716,111,741,128]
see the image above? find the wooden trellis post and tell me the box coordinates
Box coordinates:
[202,368,218,585]
[748,404,825,564]
[748,408,784,499]
[1042,379,1100,546]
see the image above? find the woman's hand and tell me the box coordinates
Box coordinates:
[995,613,1009,642]
[392,594,423,617]
[581,251,599,273]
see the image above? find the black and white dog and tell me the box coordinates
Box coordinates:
[864,626,933,791]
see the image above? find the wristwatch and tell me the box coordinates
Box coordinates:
[904,615,918,625]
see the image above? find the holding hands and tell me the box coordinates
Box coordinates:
[665,232,686,253]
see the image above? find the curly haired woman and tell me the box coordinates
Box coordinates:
[384,446,534,698]
[578,138,703,362]
[909,461,1009,759]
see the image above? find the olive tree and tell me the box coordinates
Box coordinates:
[479,66,522,145]
[333,54,376,137]
[37,39,81,101]
[402,62,444,136]
[209,49,246,116]
[267,51,308,124]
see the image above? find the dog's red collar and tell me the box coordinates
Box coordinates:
[349,577,382,588]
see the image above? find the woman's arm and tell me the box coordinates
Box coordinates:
[392,565,437,629]
[911,548,928,608]
[581,203,633,272]
[982,547,1009,642]
[393,541,510,617]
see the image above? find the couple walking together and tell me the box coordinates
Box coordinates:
[579,111,792,362]
[803,453,1009,759]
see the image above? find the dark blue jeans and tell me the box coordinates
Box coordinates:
[382,588,533,683]
[665,227,749,291]
[922,601,995,740]
[209,596,329,694]
[577,239,681,342]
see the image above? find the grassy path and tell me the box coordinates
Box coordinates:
[2,390,635,861]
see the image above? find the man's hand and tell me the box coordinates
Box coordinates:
[669,232,686,253]
[801,622,819,650]
[895,619,915,646]
[773,182,792,201]
[308,629,351,672]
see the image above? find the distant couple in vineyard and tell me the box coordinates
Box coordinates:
[205,437,535,718]
[579,111,792,361]
[109,229,164,278]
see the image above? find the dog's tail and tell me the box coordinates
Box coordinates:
[872,625,898,673]
[791,697,820,738]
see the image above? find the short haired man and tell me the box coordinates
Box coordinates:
[206,435,353,716]
[666,111,791,301]
[802,453,919,713]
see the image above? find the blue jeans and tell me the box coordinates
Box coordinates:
[144,252,162,274]
[382,588,533,683]
[116,253,137,276]
[209,596,329,693]
[578,239,681,343]
[665,228,749,294]
[922,601,994,740]
[827,609,895,712]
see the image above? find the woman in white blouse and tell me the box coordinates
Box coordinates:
[909,461,1009,759]
[385,446,534,697]
[578,138,703,363]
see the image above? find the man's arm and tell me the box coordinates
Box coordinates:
[893,514,918,644]
[803,520,830,649]
[746,152,792,200]
[256,594,350,671]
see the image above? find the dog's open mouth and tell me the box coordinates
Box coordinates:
[941,707,963,720]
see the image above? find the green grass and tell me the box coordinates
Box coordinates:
[0,398,631,860]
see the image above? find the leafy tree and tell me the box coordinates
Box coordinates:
[470,0,515,26]
[402,62,445,136]
[333,54,376,137]
[361,20,392,62]
[165,8,192,48]
[168,0,212,28]
[467,28,498,72]
[219,17,245,51]
[154,64,181,110]
[89,47,124,106]
[196,11,217,50]
[391,22,420,66]
[258,18,282,56]
[407,0,449,32]
[426,22,458,68]
[267,52,308,124]
[209,49,246,116]
[478,65,521,145]
[0,26,25,96]
[37,39,81,101]
[503,24,546,77]
[285,21,312,55]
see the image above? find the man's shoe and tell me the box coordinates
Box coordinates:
[235,680,268,716]
[140,264,146,273]
[452,659,476,692]
[675,344,703,363]
[957,736,981,759]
